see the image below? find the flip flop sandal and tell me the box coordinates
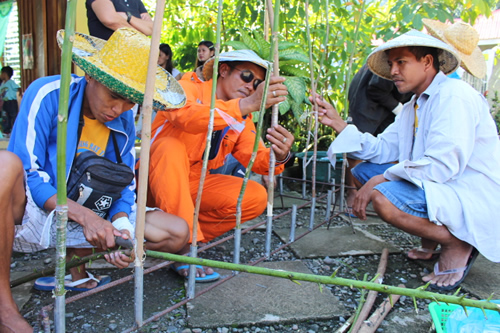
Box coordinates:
[34,272,111,292]
[429,248,479,291]
[171,264,220,283]
[406,247,441,261]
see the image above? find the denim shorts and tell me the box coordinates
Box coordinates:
[351,162,428,218]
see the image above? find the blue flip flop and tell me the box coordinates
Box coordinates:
[171,264,220,283]
[34,272,111,292]
[429,248,479,291]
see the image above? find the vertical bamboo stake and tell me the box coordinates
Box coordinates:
[187,0,223,298]
[340,0,365,213]
[134,0,166,327]
[304,0,319,230]
[234,64,273,265]
[54,1,77,331]
[264,0,280,257]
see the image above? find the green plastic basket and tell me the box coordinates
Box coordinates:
[428,302,460,333]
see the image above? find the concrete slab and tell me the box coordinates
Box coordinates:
[187,261,346,328]
[380,309,433,333]
[10,271,34,311]
[274,226,400,258]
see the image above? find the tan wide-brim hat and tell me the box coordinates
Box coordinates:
[367,29,460,80]
[422,18,486,79]
[203,49,271,81]
[57,28,186,110]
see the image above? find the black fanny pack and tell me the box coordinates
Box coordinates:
[67,132,134,219]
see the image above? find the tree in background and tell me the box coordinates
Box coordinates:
[144,0,499,149]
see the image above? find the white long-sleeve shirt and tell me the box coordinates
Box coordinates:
[329,72,500,262]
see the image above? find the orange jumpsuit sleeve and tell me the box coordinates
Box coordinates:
[231,115,285,176]
[162,79,245,133]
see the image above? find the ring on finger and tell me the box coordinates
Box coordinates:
[282,137,287,143]
[272,90,277,97]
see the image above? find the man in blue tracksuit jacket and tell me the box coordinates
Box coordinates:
[0,28,189,332]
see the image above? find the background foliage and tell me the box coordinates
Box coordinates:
[145,0,500,150]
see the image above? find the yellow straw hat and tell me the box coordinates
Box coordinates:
[367,30,460,80]
[422,19,486,79]
[56,28,186,110]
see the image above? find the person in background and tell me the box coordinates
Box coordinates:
[344,64,412,216]
[0,66,21,136]
[86,0,153,40]
[192,40,215,81]
[158,43,181,80]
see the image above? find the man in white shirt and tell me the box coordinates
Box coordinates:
[312,29,500,291]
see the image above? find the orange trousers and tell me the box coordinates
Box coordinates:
[148,136,267,243]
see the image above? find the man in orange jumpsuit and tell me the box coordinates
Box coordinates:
[148,50,293,280]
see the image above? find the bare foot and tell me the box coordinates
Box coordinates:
[407,247,439,260]
[407,238,440,260]
[0,309,33,333]
[68,272,106,289]
[346,189,357,208]
[422,243,473,289]
[171,263,214,278]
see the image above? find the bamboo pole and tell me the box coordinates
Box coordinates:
[234,64,273,264]
[350,249,389,333]
[134,0,166,327]
[305,0,319,231]
[188,0,223,297]
[264,0,281,257]
[54,1,77,331]
[340,0,366,213]
[357,285,405,333]
[145,250,500,313]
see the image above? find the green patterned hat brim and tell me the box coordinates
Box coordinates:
[73,55,186,111]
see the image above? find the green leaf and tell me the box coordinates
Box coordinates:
[278,98,290,115]
[436,10,446,22]
[280,51,310,63]
[280,65,310,78]
[278,41,300,51]
[225,40,250,51]
[290,99,304,122]
[413,14,423,30]
[401,4,410,19]
[423,4,437,19]
[254,32,271,60]
[284,76,307,104]
[239,28,260,55]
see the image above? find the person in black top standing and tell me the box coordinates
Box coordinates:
[344,64,413,214]
[86,0,153,40]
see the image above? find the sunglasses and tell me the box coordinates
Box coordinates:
[231,67,263,90]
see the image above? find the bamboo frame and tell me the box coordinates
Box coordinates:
[133,0,166,326]
[34,2,500,332]
[263,0,281,257]
[54,0,77,331]
[187,0,224,298]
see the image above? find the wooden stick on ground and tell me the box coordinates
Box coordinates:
[350,248,389,333]
[357,284,405,333]
[334,315,355,333]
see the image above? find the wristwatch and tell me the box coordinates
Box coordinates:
[126,11,132,23]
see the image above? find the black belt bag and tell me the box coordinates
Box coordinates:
[67,132,134,219]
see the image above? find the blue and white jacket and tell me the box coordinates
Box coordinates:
[8,75,136,219]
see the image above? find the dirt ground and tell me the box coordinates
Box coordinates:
[10,177,458,332]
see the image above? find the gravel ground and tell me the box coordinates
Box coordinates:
[12,182,468,333]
